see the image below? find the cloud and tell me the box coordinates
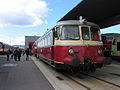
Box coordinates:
[0,0,49,27]
[0,31,41,45]
[0,35,25,45]
[11,36,25,45]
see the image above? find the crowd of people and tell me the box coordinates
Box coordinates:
[6,48,30,61]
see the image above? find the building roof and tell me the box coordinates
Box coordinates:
[59,0,120,29]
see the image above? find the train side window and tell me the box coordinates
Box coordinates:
[82,27,90,40]
[56,27,60,36]
[43,39,45,47]
[48,33,51,45]
[44,38,46,46]
[117,42,120,51]
[55,27,60,40]
[38,41,41,47]
[41,40,43,47]
[45,37,48,46]
[112,39,116,45]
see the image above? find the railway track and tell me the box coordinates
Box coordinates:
[61,71,120,90]
[82,72,120,88]
[33,56,120,89]
[62,72,92,90]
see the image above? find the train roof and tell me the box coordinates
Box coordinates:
[56,20,99,27]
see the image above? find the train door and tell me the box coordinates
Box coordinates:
[111,36,120,58]
[51,28,55,65]
[51,27,60,65]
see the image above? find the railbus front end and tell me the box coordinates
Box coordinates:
[53,21,104,72]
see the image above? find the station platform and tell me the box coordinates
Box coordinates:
[0,55,54,90]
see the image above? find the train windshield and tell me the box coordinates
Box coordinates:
[90,27,100,41]
[61,26,80,40]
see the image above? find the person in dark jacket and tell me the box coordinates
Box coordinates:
[14,48,18,61]
[25,49,29,60]
[18,49,22,61]
[6,49,11,61]
[11,48,14,59]
[22,50,25,56]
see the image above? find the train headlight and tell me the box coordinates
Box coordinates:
[98,49,102,55]
[69,49,74,55]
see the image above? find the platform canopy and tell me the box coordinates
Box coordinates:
[59,0,120,29]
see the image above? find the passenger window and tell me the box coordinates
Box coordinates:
[82,27,90,40]
[45,37,48,46]
[113,39,116,45]
[117,42,120,51]
[38,42,41,47]
[48,33,51,45]
[43,39,45,46]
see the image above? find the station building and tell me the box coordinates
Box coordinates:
[25,36,40,50]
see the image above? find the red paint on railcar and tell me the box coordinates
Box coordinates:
[37,45,103,65]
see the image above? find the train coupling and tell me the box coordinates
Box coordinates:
[83,57,96,72]
[70,58,80,67]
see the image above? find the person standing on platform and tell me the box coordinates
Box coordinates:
[18,48,22,61]
[6,49,11,61]
[11,48,14,59]
[25,48,29,61]
[14,48,18,61]
[22,50,25,56]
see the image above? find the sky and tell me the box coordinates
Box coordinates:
[0,0,119,45]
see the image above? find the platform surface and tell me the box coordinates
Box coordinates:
[0,55,54,90]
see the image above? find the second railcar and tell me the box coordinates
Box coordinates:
[0,42,12,55]
[111,35,120,60]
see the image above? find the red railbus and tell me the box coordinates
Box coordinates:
[36,20,108,72]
